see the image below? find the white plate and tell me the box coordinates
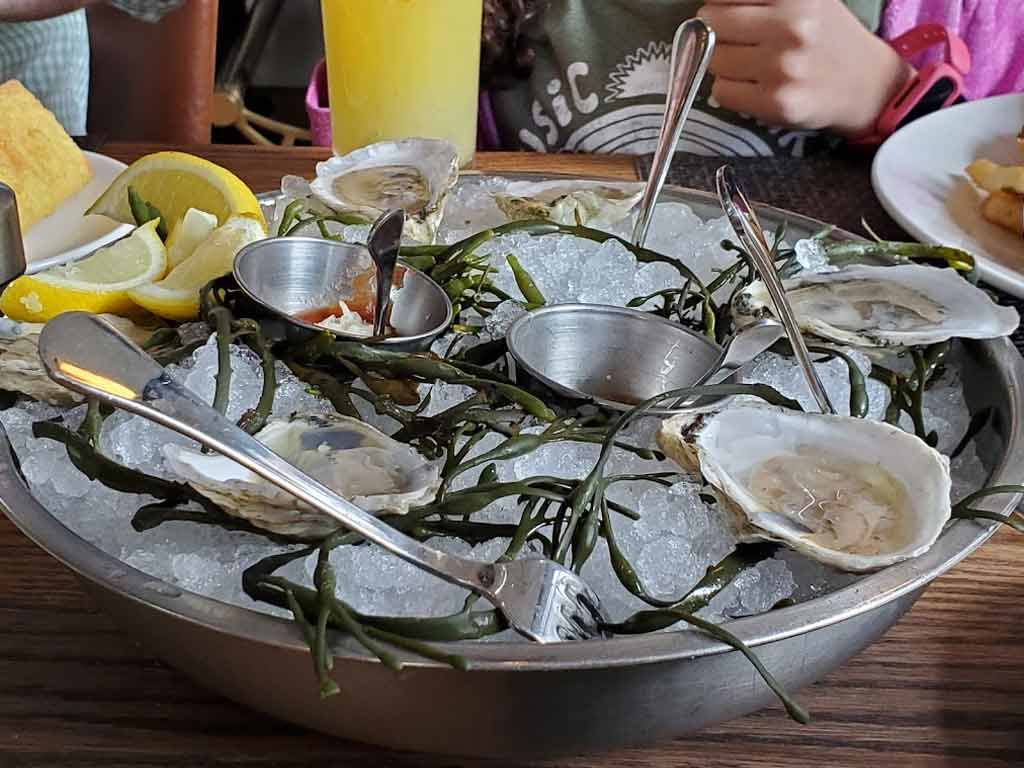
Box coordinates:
[872,93,1024,297]
[22,151,134,273]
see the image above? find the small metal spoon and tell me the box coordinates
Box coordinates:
[702,318,786,388]
[366,209,405,337]
[0,183,27,288]
[671,318,786,408]
[632,18,715,248]
[715,165,837,415]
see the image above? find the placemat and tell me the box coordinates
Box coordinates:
[635,152,1024,352]
[635,151,907,240]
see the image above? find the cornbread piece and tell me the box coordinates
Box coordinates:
[981,190,1024,239]
[0,80,92,231]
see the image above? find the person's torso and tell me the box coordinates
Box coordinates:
[490,0,884,157]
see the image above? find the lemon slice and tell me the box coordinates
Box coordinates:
[86,151,265,233]
[128,215,266,321]
[1,219,167,322]
[166,207,219,268]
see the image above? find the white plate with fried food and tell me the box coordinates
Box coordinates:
[0,79,132,272]
[873,92,1024,297]
[21,151,134,273]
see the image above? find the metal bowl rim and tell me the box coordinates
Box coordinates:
[232,235,454,346]
[3,174,1021,673]
[506,302,724,415]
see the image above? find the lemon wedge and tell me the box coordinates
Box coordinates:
[0,219,167,322]
[86,151,265,233]
[128,215,266,321]
[166,207,219,268]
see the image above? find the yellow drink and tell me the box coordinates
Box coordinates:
[320,0,483,165]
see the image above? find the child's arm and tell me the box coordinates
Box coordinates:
[697,0,913,138]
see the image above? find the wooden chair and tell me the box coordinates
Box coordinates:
[212,0,312,146]
[86,0,219,144]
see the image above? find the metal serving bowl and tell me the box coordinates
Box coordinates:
[233,236,452,352]
[507,303,725,416]
[2,179,1022,758]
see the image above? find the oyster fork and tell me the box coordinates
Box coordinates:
[715,165,837,415]
[38,312,608,643]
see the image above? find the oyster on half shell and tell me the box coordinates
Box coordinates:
[0,315,149,406]
[492,179,645,229]
[164,412,442,540]
[732,263,1019,347]
[310,138,459,243]
[657,403,952,572]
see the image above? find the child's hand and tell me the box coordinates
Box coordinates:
[697,0,912,137]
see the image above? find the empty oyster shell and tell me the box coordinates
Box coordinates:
[732,264,1019,347]
[492,180,644,228]
[164,412,442,540]
[658,403,951,572]
[310,138,459,243]
[0,315,148,406]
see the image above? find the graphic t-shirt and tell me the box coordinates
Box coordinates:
[489,0,885,157]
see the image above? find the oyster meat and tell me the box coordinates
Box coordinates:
[164,412,442,539]
[0,315,149,406]
[492,179,645,229]
[658,403,951,572]
[310,138,459,243]
[732,264,1019,347]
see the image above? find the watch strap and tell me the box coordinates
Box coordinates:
[889,23,971,75]
[852,24,970,146]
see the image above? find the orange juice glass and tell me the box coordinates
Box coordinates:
[320,0,483,165]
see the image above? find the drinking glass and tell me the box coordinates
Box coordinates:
[320,0,483,165]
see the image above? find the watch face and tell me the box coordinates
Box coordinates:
[901,77,957,127]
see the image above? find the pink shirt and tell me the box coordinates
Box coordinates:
[882,0,1024,98]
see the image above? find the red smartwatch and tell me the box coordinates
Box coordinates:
[854,24,971,145]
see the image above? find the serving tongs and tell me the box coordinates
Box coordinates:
[38,312,610,644]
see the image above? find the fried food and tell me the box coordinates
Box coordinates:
[0,80,92,231]
[980,189,1023,238]
[965,158,1024,195]
[965,149,1024,239]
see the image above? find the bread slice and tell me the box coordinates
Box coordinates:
[0,80,92,231]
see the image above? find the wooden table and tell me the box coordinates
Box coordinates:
[2,145,1022,768]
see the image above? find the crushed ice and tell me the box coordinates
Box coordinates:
[0,190,994,633]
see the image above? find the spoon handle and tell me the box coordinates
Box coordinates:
[632,18,715,248]
[670,320,785,409]
[367,209,405,337]
[715,166,837,415]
